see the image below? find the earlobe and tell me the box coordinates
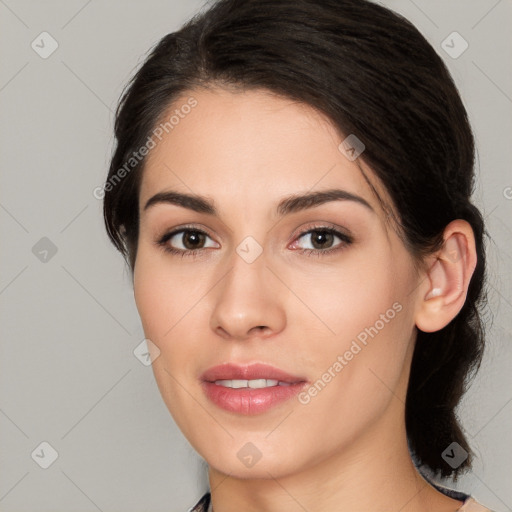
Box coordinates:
[415,221,477,333]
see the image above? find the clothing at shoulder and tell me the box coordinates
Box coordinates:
[428,474,496,512]
[429,480,493,512]
[187,491,496,512]
[188,492,210,512]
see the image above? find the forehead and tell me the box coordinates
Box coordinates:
[139,86,390,217]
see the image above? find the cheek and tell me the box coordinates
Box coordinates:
[133,245,194,340]
[133,246,209,384]
[133,250,205,424]
[133,269,170,340]
[286,252,406,345]
[289,247,415,406]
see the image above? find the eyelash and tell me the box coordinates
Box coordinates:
[156,223,353,259]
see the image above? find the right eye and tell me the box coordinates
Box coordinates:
[157,227,219,257]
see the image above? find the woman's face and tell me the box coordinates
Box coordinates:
[134,87,423,479]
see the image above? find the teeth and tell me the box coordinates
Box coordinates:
[214,379,293,389]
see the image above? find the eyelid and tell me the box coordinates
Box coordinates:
[288,222,352,252]
[157,224,218,245]
[291,222,352,243]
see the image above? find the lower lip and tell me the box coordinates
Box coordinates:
[201,381,306,415]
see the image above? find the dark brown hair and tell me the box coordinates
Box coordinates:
[103,0,487,478]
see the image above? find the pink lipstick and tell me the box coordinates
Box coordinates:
[200,363,308,415]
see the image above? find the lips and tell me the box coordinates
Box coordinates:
[200,362,306,384]
[200,363,308,415]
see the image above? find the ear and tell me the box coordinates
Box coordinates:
[414,220,477,333]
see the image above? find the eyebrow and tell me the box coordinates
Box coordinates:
[143,188,374,216]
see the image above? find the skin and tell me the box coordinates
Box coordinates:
[133,87,477,512]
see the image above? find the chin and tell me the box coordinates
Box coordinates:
[193,433,308,480]
[210,454,301,480]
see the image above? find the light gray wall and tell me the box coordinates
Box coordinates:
[1,1,510,511]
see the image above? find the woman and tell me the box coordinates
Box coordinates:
[102,0,494,510]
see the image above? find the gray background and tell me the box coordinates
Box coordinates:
[0,1,511,511]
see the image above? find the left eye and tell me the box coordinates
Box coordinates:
[293,228,351,252]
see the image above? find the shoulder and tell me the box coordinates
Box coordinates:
[188,492,211,512]
[458,497,497,512]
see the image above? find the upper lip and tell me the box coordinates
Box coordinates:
[201,363,307,383]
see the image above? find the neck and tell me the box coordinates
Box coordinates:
[207,397,463,512]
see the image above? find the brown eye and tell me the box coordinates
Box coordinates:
[291,225,353,257]
[181,231,206,249]
[296,228,348,251]
[308,230,335,250]
[157,227,219,256]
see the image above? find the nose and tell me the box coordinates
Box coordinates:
[209,249,286,341]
